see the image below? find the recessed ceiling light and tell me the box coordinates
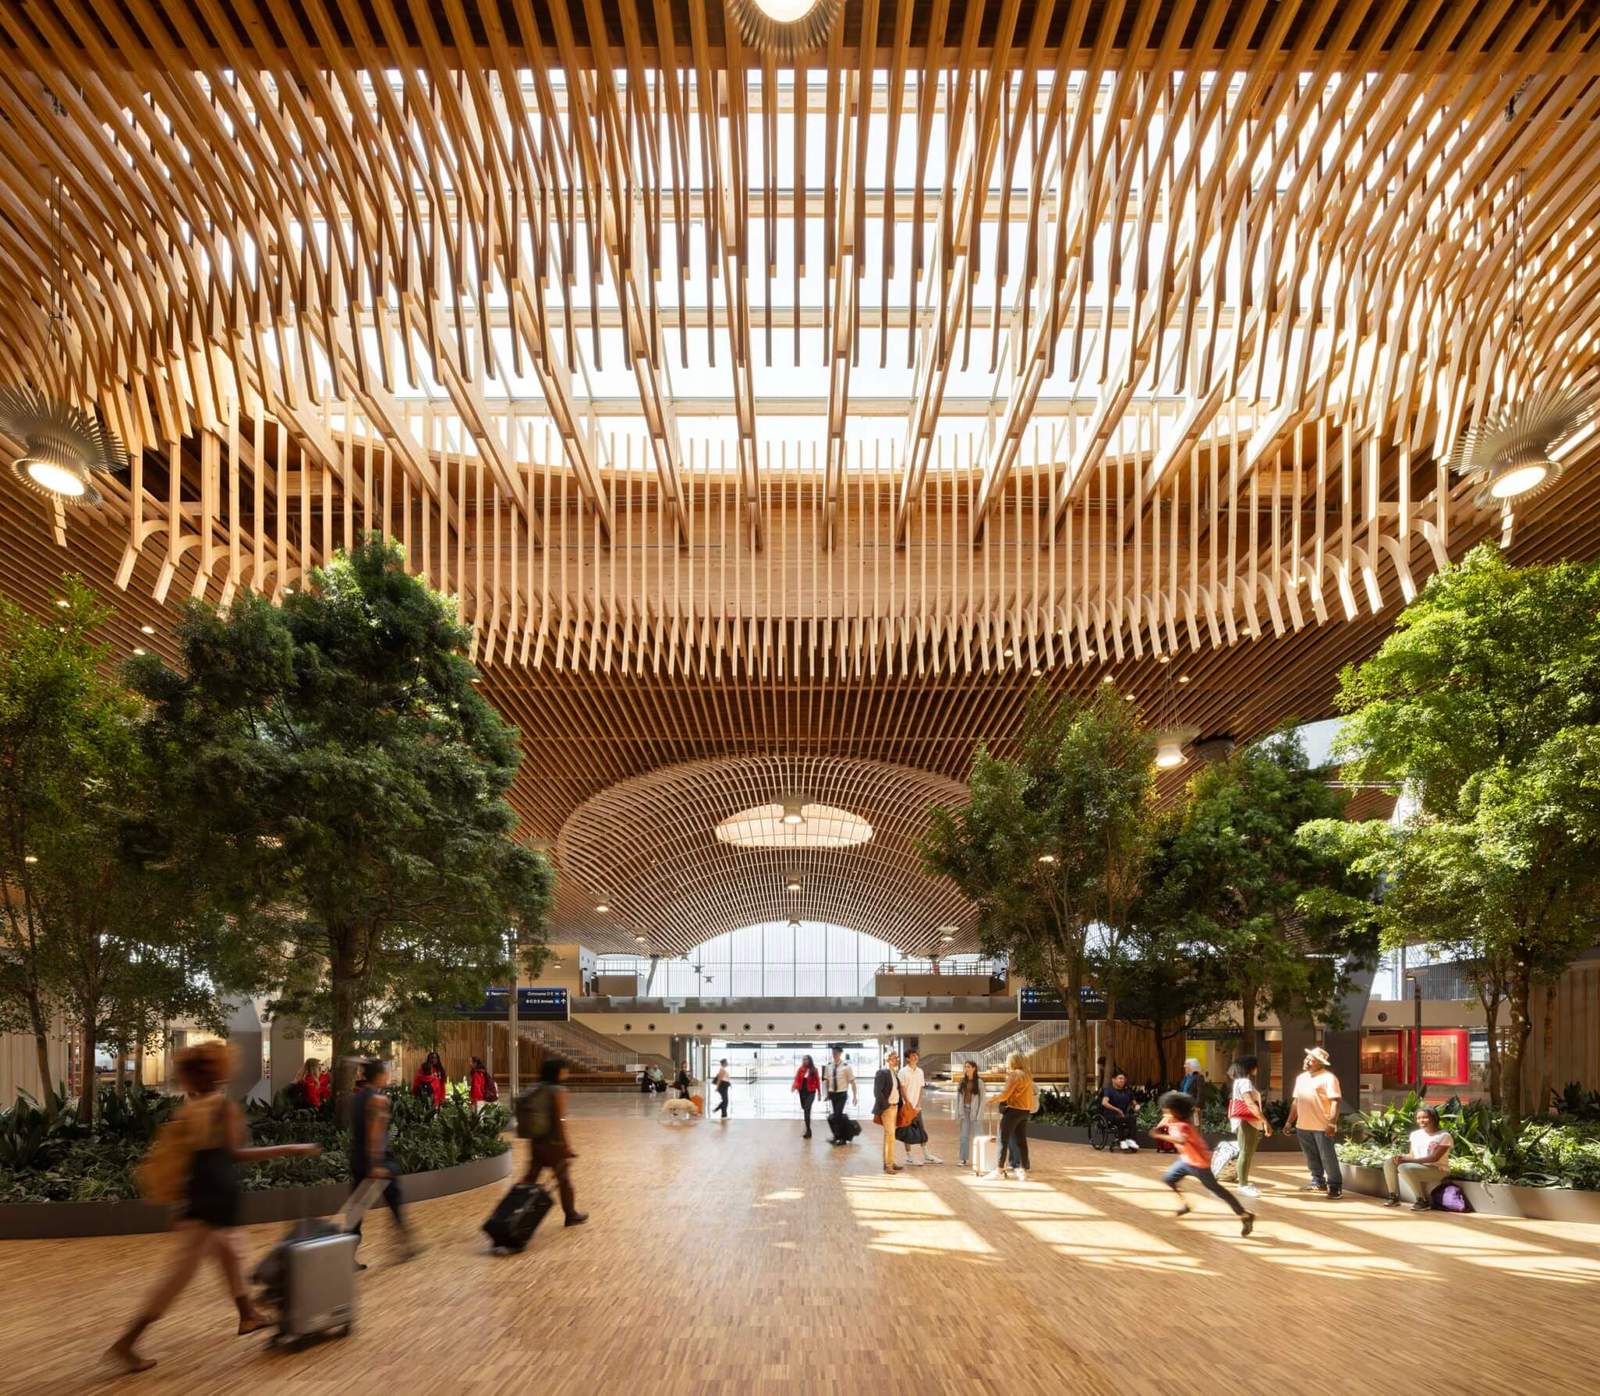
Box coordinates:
[1003,646,1015,659]
[780,796,806,827]
[1101,675,1114,684]
[1177,674,1190,683]
[595,902,611,914]
[132,647,145,656]
[1031,667,1042,677]
[140,624,155,635]
[55,598,69,608]
[1158,654,1171,664]
[941,933,955,943]
[785,876,802,893]
[1037,853,1058,866]
[634,934,647,944]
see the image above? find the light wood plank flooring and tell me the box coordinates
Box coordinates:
[4,1100,1596,1395]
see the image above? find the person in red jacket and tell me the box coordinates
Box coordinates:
[294,1058,323,1110]
[413,1052,446,1108]
[791,1055,821,1139]
[467,1056,497,1114]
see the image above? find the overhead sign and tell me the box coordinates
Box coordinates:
[457,987,569,1021]
[1018,986,1106,1021]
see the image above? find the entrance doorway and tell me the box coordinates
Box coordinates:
[706,1040,884,1118]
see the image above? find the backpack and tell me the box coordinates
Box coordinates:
[517,1084,556,1142]
[134,1101,199,1204]
[482,1073,499,1103]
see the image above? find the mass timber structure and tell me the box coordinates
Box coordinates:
[4,1,1600,953]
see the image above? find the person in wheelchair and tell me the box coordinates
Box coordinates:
[1097,1071,1141,1151]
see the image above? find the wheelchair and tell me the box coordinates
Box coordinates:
[1089,1112,1137,1151]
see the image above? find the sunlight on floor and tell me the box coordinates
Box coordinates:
[960,1176,1204,1272]
[842,1173,996,1259]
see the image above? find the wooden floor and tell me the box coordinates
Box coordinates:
[5,1099,1597,1395]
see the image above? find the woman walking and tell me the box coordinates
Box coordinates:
[1226,1056,1270,1197]
[954,1060,986,1167]
[985,1052,1037,1181]
[791,1054,820,1138]
[108,1042,321,1374]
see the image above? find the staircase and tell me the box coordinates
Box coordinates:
[517,1018,673,1076]
[922,1019,1071,1077]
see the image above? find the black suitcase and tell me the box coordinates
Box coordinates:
[827,1112,861,1143]
[483,1182,553,1252]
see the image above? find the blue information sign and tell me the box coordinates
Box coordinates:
[458,987,569,1021]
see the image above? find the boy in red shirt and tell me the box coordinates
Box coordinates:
[1149,1091,1255,1236]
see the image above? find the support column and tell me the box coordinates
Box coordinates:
[268,1014,308,1098]
[508,949,520,1102]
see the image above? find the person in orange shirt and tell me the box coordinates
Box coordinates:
[1148,1091,1255,1237]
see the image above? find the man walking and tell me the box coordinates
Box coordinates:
[825,1046,856,1144]
[873,1050,902,1174]
[1286,1046,1344,1198]
[348,1059,418,1265]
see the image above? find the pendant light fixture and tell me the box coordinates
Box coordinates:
[1151,660,1197,771]
[1,96,127,507]
[1451,108,1594,508]
[724,0,842,61]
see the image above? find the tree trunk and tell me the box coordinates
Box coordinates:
[331,951,358,1106]
[1239,981,1260,1061]
[1504,965,1533,1127]
[1537,983,1556,1119]
[79,1015,97,1124]
[114,1051,127,1097]
[26,994,57,1120]
[1153,1029,1169,1088]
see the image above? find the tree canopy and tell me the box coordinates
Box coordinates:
[921,686,1153,1098]
[1141,732,1379,1060]
[132,536,555,1094]
[1324,545,1600,1122]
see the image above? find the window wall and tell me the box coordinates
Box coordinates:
[595,922,991,999]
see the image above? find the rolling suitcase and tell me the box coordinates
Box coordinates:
[277,1229,359,1343]
[827,1112,861,1143]
[972,1132,1000,1176]
[482,1181,554,1252]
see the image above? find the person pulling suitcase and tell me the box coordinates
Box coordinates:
[824,1046,857,1146]
[514,1058,587,1231]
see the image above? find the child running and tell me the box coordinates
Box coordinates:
[1148,1090,1255,1236]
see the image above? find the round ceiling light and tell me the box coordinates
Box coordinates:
[1153,726,1199,770]
[724,0,842,61]
[1,385,127,507]
[785,876,802,893]
[1486,453,1555,501]
[715,801,872,849]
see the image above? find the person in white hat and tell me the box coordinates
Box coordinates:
[1285,1046,1343,1198]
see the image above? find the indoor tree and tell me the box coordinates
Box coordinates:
[1140,731,1379,1063]
[1330,545,1600,1123]
[132,536,555,1098]
[1098,914,1230,1088]
[920,687,1153,1100]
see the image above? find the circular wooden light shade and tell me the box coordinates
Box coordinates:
[554,755,979,958]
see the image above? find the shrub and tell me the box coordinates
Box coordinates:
[0,1086,508,1205]
[1337,1091,1600,1190]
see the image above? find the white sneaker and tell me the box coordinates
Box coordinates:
[1238,1184,1260,1198]
[906,1155,925,1166]
[981,1169,1004,1181]
[924,1153,943,1165]
[1015,1169,1028,1182]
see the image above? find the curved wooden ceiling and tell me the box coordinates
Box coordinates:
[3,1,1600,952]
[555,755,976,954]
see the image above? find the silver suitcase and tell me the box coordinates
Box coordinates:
[972,1133,1000,1175]
[278,1230,359,1343]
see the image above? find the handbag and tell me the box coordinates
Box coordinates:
[1227,1099,1253,1120]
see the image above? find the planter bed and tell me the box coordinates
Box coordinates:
[0,1149,512,1241]
[1029,1122,1299,1152]
[1339,1163,1600,1223]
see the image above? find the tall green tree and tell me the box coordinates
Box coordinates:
[0,578,127,1116]
[1141,732,1379,1063]
[0,580,246,1121]
[1099,913,1230,1087]
[1330,545,1600,1123]
[132,537,555,1097]
[921,687,1153,1099]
